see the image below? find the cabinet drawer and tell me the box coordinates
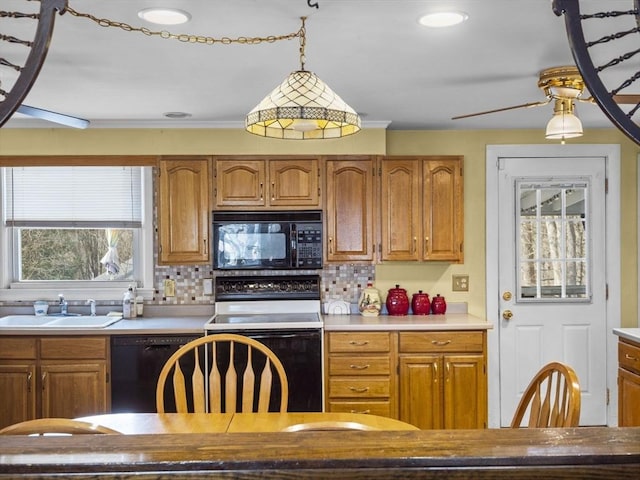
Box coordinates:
[327,400,393,417]
[620,339,640,375]
[328,332,391,353]
[329,355,391,376]
[328,378,390,398]
[40,337,107,359]
[0,337,37,359]
[399,331,483,353]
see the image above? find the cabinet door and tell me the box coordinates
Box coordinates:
[0,363,36,429]
[618,368,640,426]
[443,354,486,429]
[325,158,375,262]
[399,355,443,429]
[269,159,320,207]
[158,158,210,264]
[423,157,463,262]
[381,159,421,261]
[41,362,108,418]
[215,159,266,207]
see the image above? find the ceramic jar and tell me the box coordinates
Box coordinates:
[411,290,431,315]
[359,282,382,317]
[386,284,409,316]
[431,294,447,315]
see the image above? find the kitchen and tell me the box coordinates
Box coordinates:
[0,1,640,471]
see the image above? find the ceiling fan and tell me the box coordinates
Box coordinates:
[0,0,89,129]
[452,65,640,139]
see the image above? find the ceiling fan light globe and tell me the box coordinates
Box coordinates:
[545,112,583,139]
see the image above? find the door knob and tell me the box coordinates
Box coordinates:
[502,310,513,321]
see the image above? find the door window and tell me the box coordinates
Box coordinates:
[517,180,590,302]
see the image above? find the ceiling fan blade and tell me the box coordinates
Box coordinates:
[452,99,551,120]
[16,105,89,129]
[612,94,640,105]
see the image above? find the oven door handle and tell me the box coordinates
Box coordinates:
[245,331,319,340]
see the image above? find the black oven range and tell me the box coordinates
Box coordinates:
[205,275,323,412]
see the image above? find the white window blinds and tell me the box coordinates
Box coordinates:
[3,166,143,227]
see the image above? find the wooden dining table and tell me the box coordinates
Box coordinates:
[75,411,420,434]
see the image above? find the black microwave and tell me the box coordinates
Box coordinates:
[212,210,323,270]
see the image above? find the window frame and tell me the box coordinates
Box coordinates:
[0,165,154,302]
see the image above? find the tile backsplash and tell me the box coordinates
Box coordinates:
[152,264,375,306]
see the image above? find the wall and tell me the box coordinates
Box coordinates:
[0,126,637,325]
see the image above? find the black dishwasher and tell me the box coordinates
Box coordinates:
[110,335,200,413]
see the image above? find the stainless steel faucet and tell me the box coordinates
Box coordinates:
[58,294,68,315]
[87,299,96,316]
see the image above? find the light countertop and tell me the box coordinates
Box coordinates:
[324,313,491,331]
[0,316,211,336]
[613,328,640,344]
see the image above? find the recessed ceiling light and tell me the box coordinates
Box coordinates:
[138,8,191,25]
[419,11,469,28]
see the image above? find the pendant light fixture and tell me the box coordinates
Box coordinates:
[545,97,583,143]
[245,17,361,140]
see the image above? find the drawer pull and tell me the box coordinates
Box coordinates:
[27,372,32,393]
[431,340,452,346]
[349,340,369,346]
[349,364,370,370]
[349,386,370,393]
[625,354,638,361]
[350,409,371,414]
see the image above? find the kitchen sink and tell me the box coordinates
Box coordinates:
[0,315,122,329]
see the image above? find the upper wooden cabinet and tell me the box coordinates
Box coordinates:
[214,157,320,209]
[381,156,463,263]
[325,157,375,262]
[158,157,211,265]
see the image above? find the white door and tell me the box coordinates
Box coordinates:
[486,145,620,428]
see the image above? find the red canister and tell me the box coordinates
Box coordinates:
[411,290,431,315]
[386,284,410,316]
[431,294,447,315]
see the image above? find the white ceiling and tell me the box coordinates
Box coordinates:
[1,0,635,134]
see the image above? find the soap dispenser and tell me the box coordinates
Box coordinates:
[122,287,133,319]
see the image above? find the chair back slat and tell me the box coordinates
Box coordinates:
[192,347,206,413]
[225,341,238,412]
[172,357,188,413]
[209,342,222,413]
[258,358,274,412]
[157,333,289,414]
[242,346,256,412]
[511,361,581,428]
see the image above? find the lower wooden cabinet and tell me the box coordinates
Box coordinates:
[325,329,488,429]
[0,336,109,429]
[618,336,640,426]
[325,332,396,418]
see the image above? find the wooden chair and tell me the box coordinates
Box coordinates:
[156,333,289,413]
[0,418,121,435]
[510,361,581,428]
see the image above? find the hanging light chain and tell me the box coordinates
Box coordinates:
[299,17,307,70]
[65,6,304,46]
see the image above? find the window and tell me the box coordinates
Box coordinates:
[517,180,590,302]
[0,166,153,300]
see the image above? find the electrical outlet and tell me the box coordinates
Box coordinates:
[203,278,213,296]
[163,279,176,297]
[452,274,469,292]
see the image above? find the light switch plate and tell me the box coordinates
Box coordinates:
[452,274,469,292]
[163,279,176,297]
